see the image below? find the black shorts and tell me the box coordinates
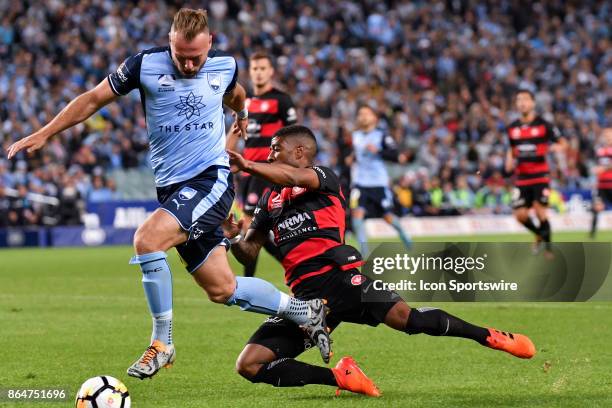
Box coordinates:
[157,166,234,273]
[247,268,402,359]
[350,185,394,218]
[237,174,272,215]
[594,189,612,209]
[512,184,549,209]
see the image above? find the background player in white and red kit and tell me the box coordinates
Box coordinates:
[234,52,297,277]
[505,90,566,256]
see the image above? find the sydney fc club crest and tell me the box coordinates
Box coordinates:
[178,186,197,200]
[207,72,222,92]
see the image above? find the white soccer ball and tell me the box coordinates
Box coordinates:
[75,375,131,408]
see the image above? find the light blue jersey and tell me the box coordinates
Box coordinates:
[351,128,396,187]
[108,46,237,187]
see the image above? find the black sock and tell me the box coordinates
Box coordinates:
[405,307,489,345]
[243,253,258,277]
[539,219,551,249]
[521,218,540,235]
[251,358,337,387]
[591,210,598,237]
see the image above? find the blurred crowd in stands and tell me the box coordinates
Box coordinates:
[0,0,610,226]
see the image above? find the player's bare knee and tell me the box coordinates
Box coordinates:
[235,357,261,381]
[383,213,395,224]
[385,301,411,330]
[134,223,184,254]
[534,207,547,221]
[513,209,527,222]
[352,208,365,219]
[205,281,235,303]
[133,227,158,254]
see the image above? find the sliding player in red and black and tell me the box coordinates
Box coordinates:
[505,89,566,257]
[591,127,612,238]
[225,125,536,397]
[234,51,297,277]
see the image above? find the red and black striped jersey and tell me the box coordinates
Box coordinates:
[596,146,612,190]
[244,88,297,162]
[250,166,363,288]
[506,116,561,187]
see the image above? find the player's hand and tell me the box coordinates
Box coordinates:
[6,132,48,159]
[366,144,378,153]
[233,113,248,141]
[398,152,408,164]
[227,149,249,173]
[225,119,242,151]
[228,120,241,138]
[221,213,244,239]
[504,160,514,174]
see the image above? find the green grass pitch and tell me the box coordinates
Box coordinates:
[1,231,611,407]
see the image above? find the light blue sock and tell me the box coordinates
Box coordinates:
[129,251,173,344]
[390,216,413,249]
[226,277,310,325]
[352,216,369,256]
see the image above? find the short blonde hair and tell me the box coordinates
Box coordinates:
[171,8,209,41]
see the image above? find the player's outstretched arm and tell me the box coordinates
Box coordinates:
[225,116,242,150]
[231,229,268,266]
[223,82,248,142]
[221,213,265,265]
[7,79,118,159]
[227,149,320,189]
[231,234,266,268]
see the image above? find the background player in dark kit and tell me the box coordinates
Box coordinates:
[225,125,536,397]
[231,52,297,277]
[505,89,566,257]
[591,127,612,237]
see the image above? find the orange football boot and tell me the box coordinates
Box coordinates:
[332,356,381,397]
[486,328,536,359]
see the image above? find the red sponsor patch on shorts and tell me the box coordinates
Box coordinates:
[351,274,365,286]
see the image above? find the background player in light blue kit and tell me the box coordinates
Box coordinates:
[349,105,412,256]
[6,8,331,380]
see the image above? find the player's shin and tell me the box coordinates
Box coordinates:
[352,217,369,256]
[226,277,332,363]
[389,216,412,249]
[225,276,310,325]
[591,208,599,237]
[129,251,173,345]
[539,219,551,247]
[249,359,336,387]
[520,218,540,236]
[404,307,488,344]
